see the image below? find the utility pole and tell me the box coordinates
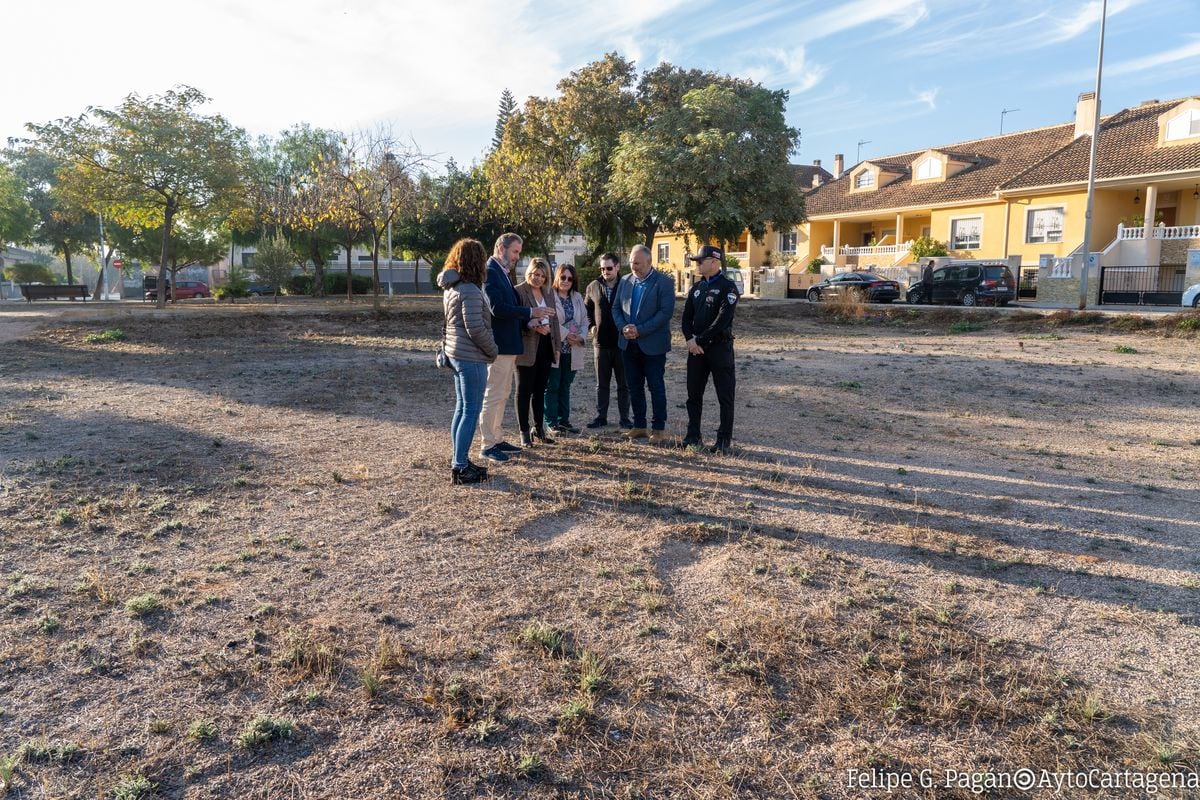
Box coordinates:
[1000,108,1020,133]
[1079,0,1107,310]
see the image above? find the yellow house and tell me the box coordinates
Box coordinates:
[660,92,1200,305]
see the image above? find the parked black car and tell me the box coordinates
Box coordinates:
[806,272,901,304]
[246,281,279,297]
[907,261,1016,306]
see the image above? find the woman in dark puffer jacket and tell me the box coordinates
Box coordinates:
[438,239,499,484]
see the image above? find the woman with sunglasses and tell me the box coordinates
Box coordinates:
[514,258,561,447]
[544,263,588,434]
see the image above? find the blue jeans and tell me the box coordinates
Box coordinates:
[450,358,488,469]
[544,350,576,428]
[622,343,667,430]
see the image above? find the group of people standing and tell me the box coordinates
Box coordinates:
[439,233,739,485]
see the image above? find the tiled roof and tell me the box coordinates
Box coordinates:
[791,163,833,193]
[1002,98,1200,189]
[805,123,1075,216]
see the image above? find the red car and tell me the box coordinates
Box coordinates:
[145,280,209,300]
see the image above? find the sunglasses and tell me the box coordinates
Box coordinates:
[601,266,616,271]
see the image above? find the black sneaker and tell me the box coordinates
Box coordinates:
[586,417,607,429]
[481,445,510,463]
[495,441,522,454]
[452,466,486,485]
[709,438,732,455]
[619,419,634,429]
[560,422,580,434]
[681,435,702,448]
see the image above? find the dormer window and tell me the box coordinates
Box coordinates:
[916,157,941,180]
[854,170,875,189]
[1165,108,1200,142]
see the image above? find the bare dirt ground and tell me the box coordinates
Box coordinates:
[1,298,1198,799]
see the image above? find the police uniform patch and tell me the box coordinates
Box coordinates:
[693,289,702,297]
[727,293,738,305]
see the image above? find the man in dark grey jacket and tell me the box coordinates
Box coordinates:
[584,252,631,429]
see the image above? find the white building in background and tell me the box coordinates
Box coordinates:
[547,232,588,268]
[211,244,434,293]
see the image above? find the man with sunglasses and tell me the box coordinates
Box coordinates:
[583,252,632,430]
[682,245,739,454]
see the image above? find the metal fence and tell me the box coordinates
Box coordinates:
[1098,265,1185,306]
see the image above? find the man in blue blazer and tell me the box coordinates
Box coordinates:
[611,244,676,443]
[479,232,553,462]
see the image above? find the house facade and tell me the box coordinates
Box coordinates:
[659,92,1200,305]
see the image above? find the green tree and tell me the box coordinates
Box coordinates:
[612,65,805,248]
[492,89,517,151]
[3,144,101,291]
[0,161,37,247]
[3,262,55,284]
[252,232,295,302]
[394,160,498,284]
[29,86,249,308]
[107,215,227,302]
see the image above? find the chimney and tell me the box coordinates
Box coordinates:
[833,153,844,179]
[812,172,823,188]
[1074,91,1098,139]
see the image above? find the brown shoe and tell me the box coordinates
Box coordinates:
[648,429,670,445]
[624,427,648,439]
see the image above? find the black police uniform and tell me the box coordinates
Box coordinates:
[682,271,739,448]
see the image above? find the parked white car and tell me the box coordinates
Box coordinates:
[1184,283,1200,308]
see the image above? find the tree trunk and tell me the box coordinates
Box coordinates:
[370,233,381,312]
[642,219,659,249]
[345,243,353,302]
[157,203,174,309]
[91,244,112,300]
[64,249,75,296]
[311,239,325,297]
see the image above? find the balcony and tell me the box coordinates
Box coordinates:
[819,241,913,260]
[1117,223,1200,240]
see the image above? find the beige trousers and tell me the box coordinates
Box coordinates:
[478,354,517,450]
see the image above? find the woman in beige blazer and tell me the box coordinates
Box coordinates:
[514,258,561,446]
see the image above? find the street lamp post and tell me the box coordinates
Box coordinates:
[1078,0,1108,310]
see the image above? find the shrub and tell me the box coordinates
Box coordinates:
[323,272,373,295]
[4,262,57,284]
[288,274,315,295]
[910,235,949,259]
[214,266,250,302]
[252,233,297,298]
[805,257,826,274]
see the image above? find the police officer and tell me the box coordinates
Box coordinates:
[682,245,739,453]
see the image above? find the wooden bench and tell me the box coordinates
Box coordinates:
[20,284,90,302]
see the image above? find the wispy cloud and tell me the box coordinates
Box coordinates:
[750,46,828,93]
[914,87,939,110]
[1029,0,1147,46]
[1045,34,1200,86]
[796,0,928,43]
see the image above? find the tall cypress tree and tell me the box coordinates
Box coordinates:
[492,89,516,150]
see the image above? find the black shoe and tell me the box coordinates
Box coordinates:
[709,438,732,454]
[495,441,522,454]
[619,419,634,429]
[681,435,702,448]
[520,430,534,448]
[463,462,490,481]
[533,427,556,444]
[467,459,488,476]
[560,422,580,434]
[481,445,510,463]
[452,466,485,484]
[586,417,607,429]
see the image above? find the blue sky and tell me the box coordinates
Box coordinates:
[2,0,1198,174]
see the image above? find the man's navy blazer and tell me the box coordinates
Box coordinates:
[483,256,531,356]
[611,269,676,356]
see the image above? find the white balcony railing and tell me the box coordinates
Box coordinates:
[820,240,913,260]
[1117,223,1200,241]
[1153,224,1200,239]
[724,251,749,264]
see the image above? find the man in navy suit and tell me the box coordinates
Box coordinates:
[611,244,676,444]
[478,232,553,462]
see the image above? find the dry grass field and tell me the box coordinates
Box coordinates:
[0,298,1198,798]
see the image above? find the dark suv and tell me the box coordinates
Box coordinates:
[907,261,1015,306]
